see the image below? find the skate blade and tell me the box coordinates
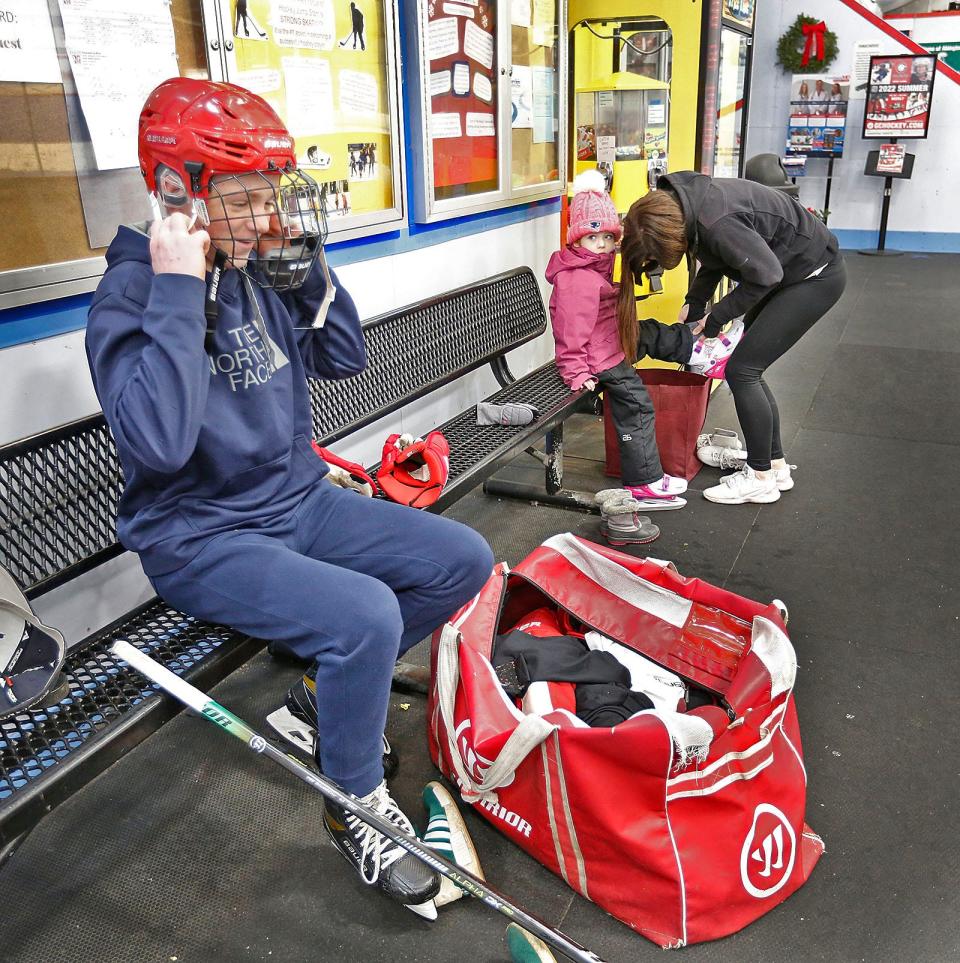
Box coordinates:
[405,897,438,921]
[265,706,314,756]
[506,923,558,962]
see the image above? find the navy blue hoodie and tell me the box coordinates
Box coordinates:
[86,225,366,576]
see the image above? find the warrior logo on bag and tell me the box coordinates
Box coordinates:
[740,803,796,898]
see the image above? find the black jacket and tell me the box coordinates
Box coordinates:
[659,172,838,337]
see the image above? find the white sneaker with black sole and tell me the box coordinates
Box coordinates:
[703,465,780,505]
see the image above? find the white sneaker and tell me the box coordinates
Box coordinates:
[696,429,747,469]
[687,319,745,379]
[773,464,797,491]
[703,465,780,505]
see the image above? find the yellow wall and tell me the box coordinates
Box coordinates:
[568,0,703,336]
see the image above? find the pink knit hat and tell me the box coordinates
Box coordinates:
[566,169,622,246]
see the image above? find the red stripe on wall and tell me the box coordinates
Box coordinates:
[839,0,960,86]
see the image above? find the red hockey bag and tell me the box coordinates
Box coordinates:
[427,534,823,948]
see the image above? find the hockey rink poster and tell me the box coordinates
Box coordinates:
[863,54,936,139]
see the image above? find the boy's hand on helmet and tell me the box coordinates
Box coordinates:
[150,213,210,281]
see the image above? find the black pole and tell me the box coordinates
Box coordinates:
[823,155,834,226]
[877,175,894,251]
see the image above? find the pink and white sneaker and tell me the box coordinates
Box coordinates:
[687,318,745,380]
[627,474,687,499]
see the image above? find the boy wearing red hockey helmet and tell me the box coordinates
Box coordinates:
[85,78,492,916]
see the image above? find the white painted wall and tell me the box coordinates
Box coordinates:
[887,10,960,42]
[1,212,561,643]
[747,0,960,245]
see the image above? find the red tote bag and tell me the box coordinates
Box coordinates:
[604,368,711,481]
[427,534,823,948]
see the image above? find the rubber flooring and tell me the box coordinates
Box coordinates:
[1,252,957,962]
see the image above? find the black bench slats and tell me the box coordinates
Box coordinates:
[0,415,119,599]
[309,268,546,445]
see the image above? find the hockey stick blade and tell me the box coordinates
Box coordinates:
[112,641,606,963]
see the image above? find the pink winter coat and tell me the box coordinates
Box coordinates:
[545,246,624,390]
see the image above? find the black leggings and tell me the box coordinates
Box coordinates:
[725,255,847,471]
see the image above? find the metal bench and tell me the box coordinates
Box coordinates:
[0,267,590,861]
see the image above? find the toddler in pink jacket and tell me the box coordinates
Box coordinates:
[546,171,740,535]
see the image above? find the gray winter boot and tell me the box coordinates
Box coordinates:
[597,493,660,546]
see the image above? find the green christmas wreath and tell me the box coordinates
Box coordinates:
[776,15,838,73]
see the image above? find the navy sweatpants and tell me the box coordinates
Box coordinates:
[150,481,493,797]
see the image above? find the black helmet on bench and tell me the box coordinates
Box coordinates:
[744,153,799,199]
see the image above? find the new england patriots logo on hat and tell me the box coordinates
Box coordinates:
[589,220,601,230]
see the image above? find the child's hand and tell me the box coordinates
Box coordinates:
[583,378,598,392]
[677,303,690,323]
[150,212,210,281]
[691,315,708,337]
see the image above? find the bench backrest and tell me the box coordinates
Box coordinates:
[0,268,546,598]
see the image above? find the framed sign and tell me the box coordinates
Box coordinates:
[786,73,848,158]
[863,54,936,139]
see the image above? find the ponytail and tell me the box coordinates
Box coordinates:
[617,254,640,364]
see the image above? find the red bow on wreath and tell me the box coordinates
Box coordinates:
[801,20,826,67]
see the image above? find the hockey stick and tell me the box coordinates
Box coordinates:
[112,641,606,963]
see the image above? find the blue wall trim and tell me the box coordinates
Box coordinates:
[835,229,960,254]
[0,198,560,348]
[0,293,94,350]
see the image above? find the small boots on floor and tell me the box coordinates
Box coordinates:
[595,490,660,546]
[421,781,484,906]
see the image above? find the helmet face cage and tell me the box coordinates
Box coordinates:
[202,164,327,293]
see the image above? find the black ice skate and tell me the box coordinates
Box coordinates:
[324,780,440,918]
[266,666,398,779]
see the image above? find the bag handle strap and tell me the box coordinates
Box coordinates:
[0,597,66,671]
[436,623,556,804]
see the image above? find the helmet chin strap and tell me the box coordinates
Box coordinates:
[204,248,229,352]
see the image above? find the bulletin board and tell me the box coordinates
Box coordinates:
[425,0,499,199]
[220,0,403,227]
[0,0,207,291]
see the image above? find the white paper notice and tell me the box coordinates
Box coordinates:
[429,18,460,60]
[282,56,334,135]
[851,41,882,100]
[463,20,493,70]
[269,0,336,51]
[0,0,61,84]
[511,0,531,28]
[234,68,283,95]
[56,0,179,171]
[511,64,532,128]
[473,72,492,102]
[466,111,495,137]
[431,112,462,139]
[647,100,666,125]
[532,0,554,46]
[339,69,378,116]
[443,3,475,17]
[430,70,452,96]
[532,66,554,143]
[453,62,469,95]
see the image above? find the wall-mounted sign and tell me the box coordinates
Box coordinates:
[863,54,936,139]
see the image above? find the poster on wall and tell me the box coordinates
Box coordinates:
[923,41,960,73]
[721,0,754,32]
[0,0,61,84]
[786,74,849,158]
[225,0,395,219]
[57,0,179,171]
[863,54,936,139]
[426,0,498,194]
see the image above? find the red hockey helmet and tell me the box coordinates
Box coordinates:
[138,77,326,291]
